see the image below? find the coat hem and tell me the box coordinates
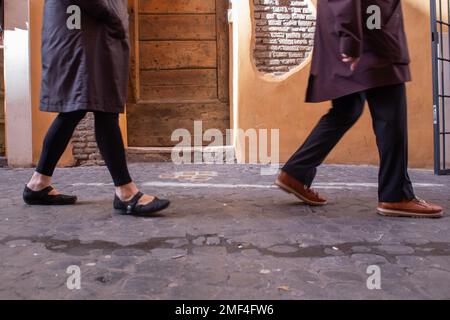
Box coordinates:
[305,65,412,103]
[40,102,125,114]
[305,78,411,103]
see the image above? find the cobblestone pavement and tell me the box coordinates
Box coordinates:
[0,163,449,300]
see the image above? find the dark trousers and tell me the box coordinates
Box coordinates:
[36,111,132,187]
[282,83,415,202]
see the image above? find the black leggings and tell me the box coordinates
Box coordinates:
[36,111,132,187]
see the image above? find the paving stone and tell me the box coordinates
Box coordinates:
[377,245,415,255]
[96,256,138,270]
[267,245,299,254]
[168,284,221,300]
[352,246,372,253]
[227,272,263,288]
[123,276,169,295]
[192,237,206,246]
[85,270,127,286]
[206,237,221,246]
[150,249,187,260]
[351,254,389,265]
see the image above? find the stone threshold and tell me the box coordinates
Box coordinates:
[127,146,236,163]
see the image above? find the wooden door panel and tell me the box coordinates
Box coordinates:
[127,102,229,146]
[140,69,217,101]
[140,85,217,101]
[128,0,230,147]
[139,0,216,14]
[141,69,217,86]
[139,15,216,40]
[140,41,217,70]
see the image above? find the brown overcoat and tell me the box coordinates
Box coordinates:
[306,0,411,102]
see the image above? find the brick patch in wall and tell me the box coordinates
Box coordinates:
[71,113,105,166]
[253,0,316,75]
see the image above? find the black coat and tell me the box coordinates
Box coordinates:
[306,0,411,102]
[40,0,130,113]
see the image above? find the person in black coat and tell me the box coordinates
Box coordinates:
[23,0,170,216]
[275,0,443,218]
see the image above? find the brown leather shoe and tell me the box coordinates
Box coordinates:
[275,171,327,206]
[377,198,444,218]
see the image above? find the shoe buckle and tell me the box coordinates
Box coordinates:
[127,205,133,214]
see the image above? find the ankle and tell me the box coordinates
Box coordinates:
[27,174,52,191]
[27,182,49,191]
[116,183,139,201]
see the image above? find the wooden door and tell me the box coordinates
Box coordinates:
[127,0,230,147]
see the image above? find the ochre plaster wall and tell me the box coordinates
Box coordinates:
[233,0,435,169]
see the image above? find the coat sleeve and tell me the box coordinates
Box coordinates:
[327,0,363,58]
[72,0,126,39]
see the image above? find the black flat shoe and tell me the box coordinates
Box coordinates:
[23,185,78,205]
[113,191,170,216]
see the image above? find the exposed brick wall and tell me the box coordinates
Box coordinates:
[253,0,316,75]
[71,113,105,166]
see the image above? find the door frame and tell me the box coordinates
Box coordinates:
[430,0,450,175]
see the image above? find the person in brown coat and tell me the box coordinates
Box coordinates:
[276,0,444,218]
